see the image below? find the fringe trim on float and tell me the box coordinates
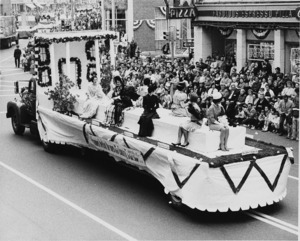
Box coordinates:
[219,28,233,38]
[251,29,271,40]
[145,19,155,29]
[188,190,287,212]
[133,20,143,31]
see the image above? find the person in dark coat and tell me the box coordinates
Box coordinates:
[138,84,160,137]
[14,45,22,68]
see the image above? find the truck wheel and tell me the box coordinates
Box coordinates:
[42,139,55,153]
[11,113,25,135]
[168,194,183,210]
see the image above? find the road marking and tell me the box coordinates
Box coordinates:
[0,90,13,92]
[0,111,6,114]
[0,56,12,63]
[0,85,14,88]
[288,175,298,181]
[246,211,298,236]
[1,69,23,73]
[0,161,138,241]
[0,94,17,97]
[0,72,27,77]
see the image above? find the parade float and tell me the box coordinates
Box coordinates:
[6,30,294,212]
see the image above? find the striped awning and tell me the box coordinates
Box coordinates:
[26,3,36,9]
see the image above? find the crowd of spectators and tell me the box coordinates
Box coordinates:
[100,53,299,141]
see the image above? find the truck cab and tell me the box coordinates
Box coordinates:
[6,78,38,136]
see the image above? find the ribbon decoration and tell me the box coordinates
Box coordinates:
[219,28,234,38]
[133,20,143,31]
[251,29,271,40]
[145,19,155,29]
[159,6,167,16]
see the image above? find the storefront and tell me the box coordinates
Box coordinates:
[192,0,300,73]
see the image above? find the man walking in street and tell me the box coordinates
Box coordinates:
[14,45,22,68]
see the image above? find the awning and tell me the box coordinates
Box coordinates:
[34,2,43,9]
[26,3,36,9]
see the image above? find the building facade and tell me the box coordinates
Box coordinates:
[0,0,12,15]
[191,0,300,73]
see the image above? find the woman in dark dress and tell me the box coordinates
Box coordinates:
[172,93,203,147]
[138,84,160,137]
[105,76,134,126]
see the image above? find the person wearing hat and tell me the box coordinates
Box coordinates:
[172,93,203,147]
[207,92,230,151]
[171,82,189,117]
[14,45,22,68]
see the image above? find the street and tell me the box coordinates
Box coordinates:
[0,40,298,240]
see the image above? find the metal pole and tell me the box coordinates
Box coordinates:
[101,0,105,30]
[112,0,115,30]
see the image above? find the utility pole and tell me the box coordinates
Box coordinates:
[101,0,105,30]
[111,0,115,30]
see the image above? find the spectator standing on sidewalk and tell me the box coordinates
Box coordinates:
[277,95,294,136]
[14,45,22,68]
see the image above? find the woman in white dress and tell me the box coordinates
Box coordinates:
[80,76,104,119]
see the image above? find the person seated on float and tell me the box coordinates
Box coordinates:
[171,82,189,117]
[136,78,151,107]
[172,93,203,147]
[105,76,130,126]
[80,75,105,119]
[138,84,160,137]
[207,92,230,151]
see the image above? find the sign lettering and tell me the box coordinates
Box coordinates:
[197,9,297,19]
[90,136,146,167]
[169,7,196,19]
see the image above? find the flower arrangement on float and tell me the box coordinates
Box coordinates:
[45,75,79,115]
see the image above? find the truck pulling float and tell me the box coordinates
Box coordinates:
[6,30,294,211]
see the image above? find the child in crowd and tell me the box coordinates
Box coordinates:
[263,108,276,132]
[235,104,246,125]
[270,111,280,133]
[257,109,266,130]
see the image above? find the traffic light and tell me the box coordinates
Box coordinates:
[176,28,180,40]
[163,31,169,41]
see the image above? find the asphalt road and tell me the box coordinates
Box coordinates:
[0,40,298,240]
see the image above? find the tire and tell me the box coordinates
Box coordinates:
[42,139,55,153]
[11,112,25,135]
[168,194,183,210]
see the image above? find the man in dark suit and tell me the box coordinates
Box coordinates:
[14,45,22,68]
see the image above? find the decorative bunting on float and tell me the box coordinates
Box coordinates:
[133,20,143,30]
[251,29,271,40]
[218,28,233,38]
[34,34,118,45]
[159,6,167,16]
[145,19,155,29]
[220,155,288,194]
